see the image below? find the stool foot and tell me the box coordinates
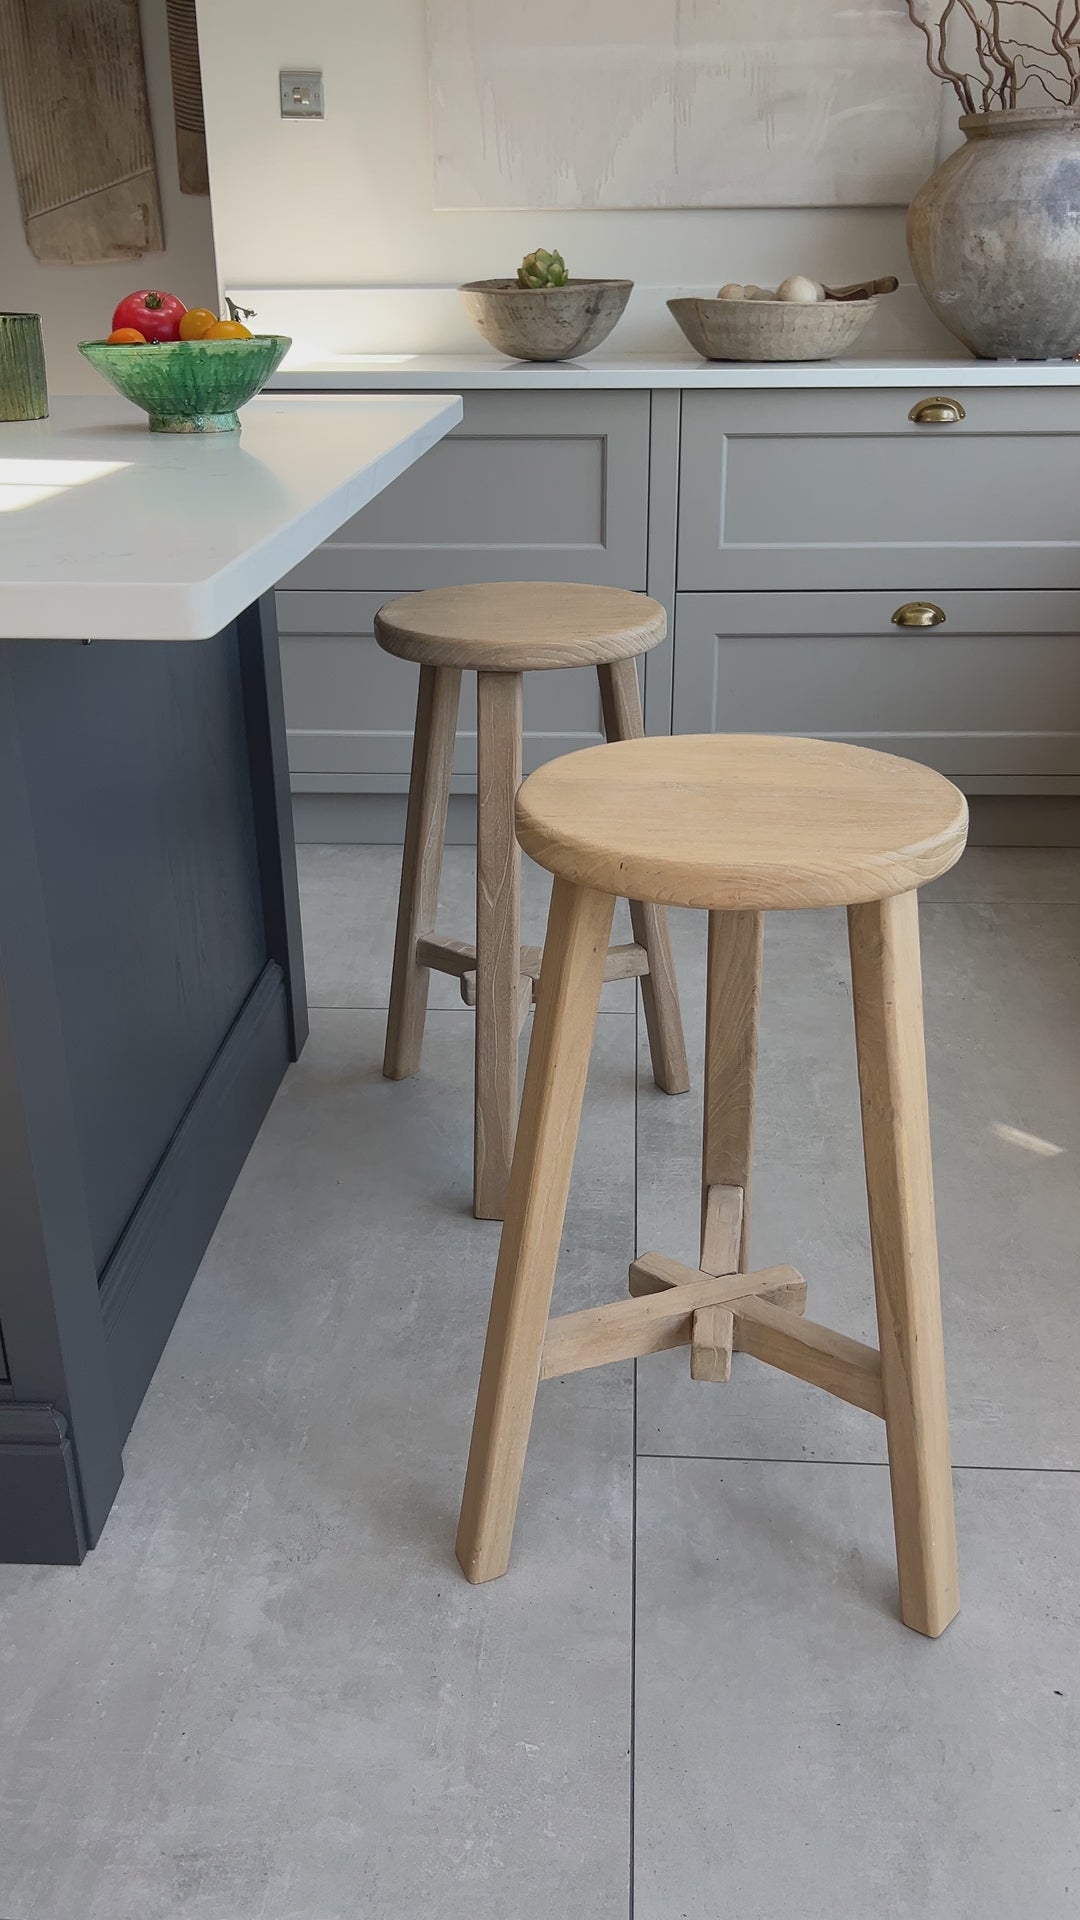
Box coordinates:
[596,658,689,1097]
[849,891,960,1638]
[690,1305,734,1382]
[383,665,461,1081]
[457,877,614,1582]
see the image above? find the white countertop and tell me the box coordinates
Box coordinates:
[269,349,1080,392]
[0,392,462,641]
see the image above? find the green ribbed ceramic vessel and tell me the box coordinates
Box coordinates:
[0,313,48,420]
[78,334,291,432]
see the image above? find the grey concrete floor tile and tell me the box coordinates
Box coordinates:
[297,842,635,1012]
[921,845,1080,904]
[0,1010,636,1920]
[636,902,1080,1469]
[633,1457,1080,1920]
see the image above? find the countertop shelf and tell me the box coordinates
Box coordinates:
[0,392,463,642]
[269,348,1080,392]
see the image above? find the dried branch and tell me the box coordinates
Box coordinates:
[905,0,975,108]
[1050,0,1080,93]
[954,0,1008,103]
[905,0,1080,107]
[986,1,1021,100]
[1014,51,1072,97]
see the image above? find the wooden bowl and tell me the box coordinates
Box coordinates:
[460,279,633,361]
[668,296,878,363]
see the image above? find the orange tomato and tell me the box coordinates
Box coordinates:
[178,307,218,341]
[204,319,253,340]
[106,327,147,345]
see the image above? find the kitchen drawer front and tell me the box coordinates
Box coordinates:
[277,589,607,783]
[678,389,1080,592]
[281,392,650,592]
[671,590,1080,780]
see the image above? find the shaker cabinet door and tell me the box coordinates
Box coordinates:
[678,389,1080,591]
[671,590,1080,782]
[279,392,650,592]
[277,589,607,786]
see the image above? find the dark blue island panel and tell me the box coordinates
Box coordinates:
[0,594,306,1563]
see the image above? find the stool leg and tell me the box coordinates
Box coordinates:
[383,664,461,1081]
[457,876,616,1582]
[849,891,959,1638]
[596,658,690,1096]
[702,910,763,1273]
[474,671,523,1220]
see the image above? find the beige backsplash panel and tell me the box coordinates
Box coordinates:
[426,0,943,209]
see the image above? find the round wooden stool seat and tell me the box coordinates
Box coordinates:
[516,734,968,911]
[374,582,666,673]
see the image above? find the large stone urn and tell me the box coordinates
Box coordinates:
[907,107,1080,359]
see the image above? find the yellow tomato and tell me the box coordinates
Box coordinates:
[204,319,253,340]
[178,307,218,340]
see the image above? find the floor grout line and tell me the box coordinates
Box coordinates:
[635,1451,1080,1473]
[628,985,640,1920]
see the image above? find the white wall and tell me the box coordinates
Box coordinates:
[0,0,217,393]
[195,0,958,352]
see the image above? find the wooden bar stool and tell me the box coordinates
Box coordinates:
[456,733,969,1637]
[376,583,690,1221]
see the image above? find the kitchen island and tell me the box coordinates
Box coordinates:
[0,392,461,1564]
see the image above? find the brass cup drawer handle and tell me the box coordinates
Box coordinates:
[892,601,947,629]
[909,395,966,425]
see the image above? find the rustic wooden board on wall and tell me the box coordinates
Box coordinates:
[0,0,164,263]
[165,0,208,195]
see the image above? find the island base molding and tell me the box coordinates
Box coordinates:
[0,1405,86,1564]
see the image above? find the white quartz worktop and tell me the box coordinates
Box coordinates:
[269,349,1080,392]
[0,392,462,642]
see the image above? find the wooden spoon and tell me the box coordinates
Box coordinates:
[821,276,899,301]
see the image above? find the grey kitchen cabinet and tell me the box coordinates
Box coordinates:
[277,588,607,786]
[677,389,1080,592]
[275,380,1080,811]
[277,392,648,792]
[280,392,650,592]
[672,590,1080,780]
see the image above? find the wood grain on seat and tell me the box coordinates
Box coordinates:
[515,733,968,910]
[375,581,666,672]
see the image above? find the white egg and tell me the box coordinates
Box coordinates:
[742,284,762,299]
[717,283,746,300]
[749,287,777,301]
[777,274,821,305]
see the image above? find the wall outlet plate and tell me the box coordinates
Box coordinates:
[280,70,324,118]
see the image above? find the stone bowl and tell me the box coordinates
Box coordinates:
[668,296,878,363]
[459,279,633,361]
[78,334,291,431]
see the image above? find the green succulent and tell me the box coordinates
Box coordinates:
[517,249,569,289]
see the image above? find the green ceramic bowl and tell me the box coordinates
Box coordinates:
[78,334,291,433]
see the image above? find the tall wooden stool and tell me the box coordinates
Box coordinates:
[456,734,969,1637]
[376,583,690,1221]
